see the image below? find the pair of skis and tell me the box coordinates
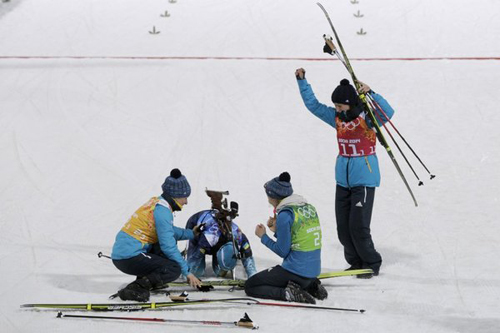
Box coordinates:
[22,295,365,313]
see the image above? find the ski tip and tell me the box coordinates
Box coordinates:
[360,309,366,314]
[20,304,35,308]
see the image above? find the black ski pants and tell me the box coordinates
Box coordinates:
[113,244,181,287]
[244,265,315,301]
[335,185,382,273]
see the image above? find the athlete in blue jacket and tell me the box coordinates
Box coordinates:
[185,209,257,278]
[295,68,394,278]
[111,169,202,301]
[245,172,327,304]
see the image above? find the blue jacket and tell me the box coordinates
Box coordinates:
[261,195,321,278]
[111,197,194,276]
[185,210,257,278]
[297,79,395,188]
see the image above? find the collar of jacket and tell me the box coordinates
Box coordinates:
[276,194,308,213]
[161,193,182,212]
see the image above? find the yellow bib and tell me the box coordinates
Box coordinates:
[121,197,167,244]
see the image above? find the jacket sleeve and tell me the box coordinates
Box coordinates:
[238,232,253,258]
[260,210,293,258]
[297,79,337,128]
[186,245,206,278]
[154,205,191,276]
[173,225,194,241]
[367,92,395,127]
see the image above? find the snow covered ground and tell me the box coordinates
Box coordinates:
[1,0,499,332]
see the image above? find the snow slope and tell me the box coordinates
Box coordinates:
[1,0,499,332]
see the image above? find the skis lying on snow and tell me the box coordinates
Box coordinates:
[20,297,256,311]
[148,269,373,295]
[57,311,259,329]
[156,268,374,289]
[21,295,365,313]
[184,268,371,286]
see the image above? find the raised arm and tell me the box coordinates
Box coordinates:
[296,68,337,128]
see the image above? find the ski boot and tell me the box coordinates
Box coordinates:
[117,277,152,302]
[306,278,328,300]
[284,281,316,304]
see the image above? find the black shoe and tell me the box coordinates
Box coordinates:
[150,283,169,291]
[356,272,374,279]
[306,278,328,300]
[118,277,152,302]
[284,281,316,304]
[356,269,379,279]
[356,263,380,279]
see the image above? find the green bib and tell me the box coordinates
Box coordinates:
[287,204,322,252]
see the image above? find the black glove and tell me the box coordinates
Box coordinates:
[193,223,206,237]
[323,43,334,55]
[197,285,215,292]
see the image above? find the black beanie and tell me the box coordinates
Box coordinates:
[331,79,359,105]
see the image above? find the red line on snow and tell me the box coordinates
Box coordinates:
[0,56,499,61]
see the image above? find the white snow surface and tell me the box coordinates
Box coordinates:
[1,0,500,332]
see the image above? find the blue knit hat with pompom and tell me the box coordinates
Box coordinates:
[264,172,293,199]
[162,168,191,198]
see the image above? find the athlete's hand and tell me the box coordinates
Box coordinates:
[186,273,202,288]
[358,81,371,93]
[255,224,266,238]
[267,213,276,233]
[193,223,205,237]
[295,68,305,80]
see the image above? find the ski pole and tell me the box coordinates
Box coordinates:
[167,295,366,313]
[366,97,424,186]
[248,300,365,313]
[367,95,436,179]
[56,311,259,329]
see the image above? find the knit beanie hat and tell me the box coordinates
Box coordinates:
[162,168,191,198]
[264,172,293,199]
[331,79,359,105]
